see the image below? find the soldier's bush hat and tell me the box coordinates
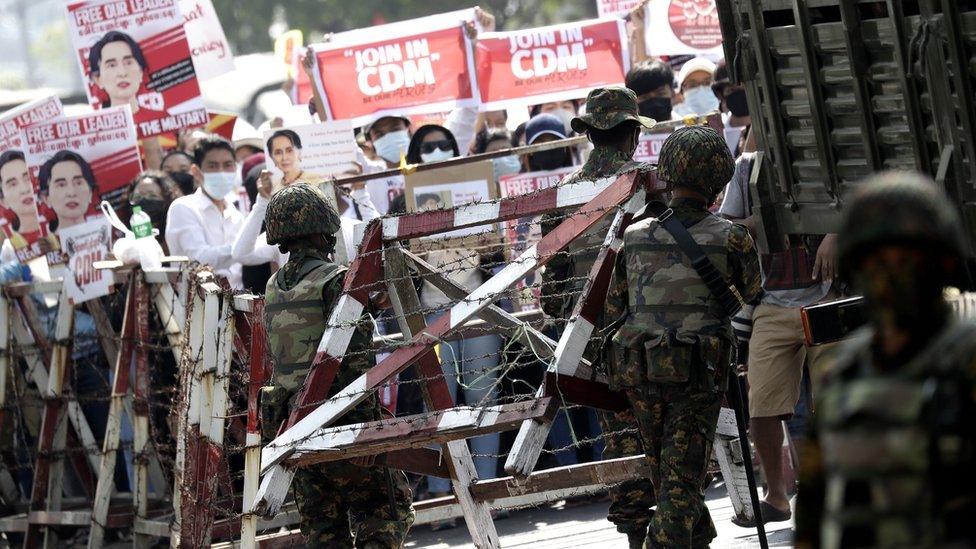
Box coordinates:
[838,171,967,278]
[266,183,341,245]
[571,87,656,133]
[656,125,734,194]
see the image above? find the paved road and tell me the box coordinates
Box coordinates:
[405,481,795,548]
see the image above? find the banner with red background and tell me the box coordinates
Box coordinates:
[0,96,64,262]
[65,0,209,139]
[22,107,142,267]
[309,10,479,127]
[475,19,630,112]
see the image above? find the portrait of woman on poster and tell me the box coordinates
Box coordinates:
[38,150,99,235]
[0,150,42,248]
[88,30,161,115]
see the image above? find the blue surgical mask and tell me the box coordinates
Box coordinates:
[420,148,454,163]
[373,130,410,164]
[680,85,720,116]
[492,155,522,177]
[202,171,238,199]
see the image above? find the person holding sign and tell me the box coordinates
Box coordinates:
[541,87,657,547]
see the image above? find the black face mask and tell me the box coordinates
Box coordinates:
[530,149,570,171]
[639,97,672,122]
[168,171,196,196]
[133,197,168,227]
[726,89,749,117]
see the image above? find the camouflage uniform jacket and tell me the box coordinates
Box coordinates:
[263,248,377,423]
[540,147,652,324]
[795,317,976,549]
[605,198,761,389]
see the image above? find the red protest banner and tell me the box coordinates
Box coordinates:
[65,0,209,139]
[475,19,630,112]
[310,10,479,127]
[0,96,64,262]
[22,107,142,268]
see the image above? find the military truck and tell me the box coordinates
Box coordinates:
[715,0,976,272]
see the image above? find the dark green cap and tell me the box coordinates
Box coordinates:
[571,86,656,133]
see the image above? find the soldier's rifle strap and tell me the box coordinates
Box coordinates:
[650,203,744,318]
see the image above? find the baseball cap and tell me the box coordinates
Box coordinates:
[525,113,567,144]
[362,115,412,139]
[677,56,718,90]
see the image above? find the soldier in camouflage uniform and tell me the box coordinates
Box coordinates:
[795,172,976,548]
[261,184,414,548]
[541,86,656,547]
[605,126,761,548]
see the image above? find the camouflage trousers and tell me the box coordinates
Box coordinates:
[625,379,722,548]
[598,408,655,536]
[293,460,415,548]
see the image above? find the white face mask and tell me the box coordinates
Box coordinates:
[373,130,410,164]
[202,171,238,200]
[420,147,454,163]
[680,85,720,116]
[492,155,522,177]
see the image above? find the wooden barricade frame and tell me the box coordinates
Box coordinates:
[0,265,185,546]
[250,166,658,548]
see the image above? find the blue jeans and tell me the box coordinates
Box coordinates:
[425,313,502,492]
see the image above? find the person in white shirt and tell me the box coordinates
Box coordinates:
[165,136,251,289]
[231,169,358,269]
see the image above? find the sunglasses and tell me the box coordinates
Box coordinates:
[420,140,452,154]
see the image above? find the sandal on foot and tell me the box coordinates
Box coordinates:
[731,501,792,528]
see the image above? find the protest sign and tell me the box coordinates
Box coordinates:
[22,107,142,268]
[0,96,64,263]
[497,167,574,311]
[644,0,724,57]
[405,160,495,239]
[180,0,234,80]
[633,125,739,164]
[59,216,113,304]
[157,110,236,149]
[309,9,479,126]
[263,121,358,190]
[276,30,314,106]
[633,132,669,164]
[365,174,405,217]
[475,19,630,112]
[596,0,642,18]
[65,0,209,139]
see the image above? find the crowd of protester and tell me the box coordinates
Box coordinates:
[0,5,829,534]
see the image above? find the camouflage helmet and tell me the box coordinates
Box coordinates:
[265,183,341,245]
[571,87,656,133]
[656,125,734,194]
[837,170,967,279]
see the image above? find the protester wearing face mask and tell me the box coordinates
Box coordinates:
[712,60,750,128]
[165,135,259,289]
[405,125,460,165]
[365,116,413,169]
[412,124,505,516]
[127,170,179,252]
[672,56,720,118]
[626,59,676,123]
[472,128,520,178]
[524,114,575,172]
